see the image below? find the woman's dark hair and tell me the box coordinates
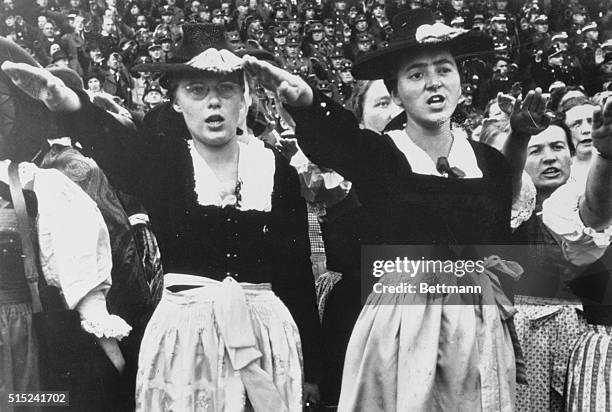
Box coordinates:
[548,119,575,156]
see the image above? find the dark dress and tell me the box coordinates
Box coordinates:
[285,92,513,404]
[57,93,322,383]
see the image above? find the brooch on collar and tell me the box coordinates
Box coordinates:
[220,178,243,208]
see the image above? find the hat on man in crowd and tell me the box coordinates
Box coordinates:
[340,58,352,71]
[134,55,153,66]
[227,30,241,43]
[160,5,174,16]
[84,69,105,84]
[534,15,548,24]
[353,8,493,79]
[144,82,164,98]
[308,21,324,32]
[491,14,507,23]
[316,79,332,93]
[148,42,162,51]
[581,22,598,34]
[51,50,69,64]
[357,33,371,43]
[450,16,464,28]
[551,32,569,43]
[287,35,301,46]
[273,1,287,10]
[472,13,484,23]
[273,26,288,37]
[355,14,367,23]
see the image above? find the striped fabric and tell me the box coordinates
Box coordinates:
[565,324,612,412]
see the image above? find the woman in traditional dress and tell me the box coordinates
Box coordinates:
[243,8,612,411]
[2,23,321,411]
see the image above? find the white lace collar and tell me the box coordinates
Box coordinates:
[188,138,275,211]
[386,129,483,178]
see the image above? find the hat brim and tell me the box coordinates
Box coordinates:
[353,31,493,79]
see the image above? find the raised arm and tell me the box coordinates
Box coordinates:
[501,88,549,203]
[541,98,612,266]
[242,56,386,181]
[1,61,148,200]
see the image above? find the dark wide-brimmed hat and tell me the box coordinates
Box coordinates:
[132,23,242,75]
[352,8,493,80]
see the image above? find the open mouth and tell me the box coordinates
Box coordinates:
[579,138,592,146]
[427,94,446,107]
[205,114,225,127]
[542,167,561,178]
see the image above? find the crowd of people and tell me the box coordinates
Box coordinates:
[1,1,612,412]
[1,0,612,120]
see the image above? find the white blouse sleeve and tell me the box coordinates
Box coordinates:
[542,179,612,266]
[511,171,536,230]
[34,168,131,340]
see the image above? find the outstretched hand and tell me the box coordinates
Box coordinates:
[242,55,313,108]
[592,97,612,158]
[1,61,81,112]
[509,87,550,138]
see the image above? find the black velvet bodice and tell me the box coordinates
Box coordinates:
[288,92,513,248]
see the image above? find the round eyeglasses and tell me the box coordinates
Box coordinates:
[183,81,241,100]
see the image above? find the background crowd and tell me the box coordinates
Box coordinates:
[2,0,612,129]
[3,1,612,411]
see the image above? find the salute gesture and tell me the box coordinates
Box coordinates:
[1,61,81,112]
[242,55,313,108]
[509,87,550,138]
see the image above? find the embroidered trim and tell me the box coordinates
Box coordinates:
[80,314,132,340]
[511,172,536,230]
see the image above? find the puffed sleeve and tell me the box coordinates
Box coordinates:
[34,168,131,340]
[290,147,352,210]
[511,171,536,230]
[542,179,612,266]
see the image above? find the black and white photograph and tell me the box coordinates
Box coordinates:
[1,0,612,410]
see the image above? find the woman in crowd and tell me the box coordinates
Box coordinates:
[347,79,403,133]
[504,116,612,410]
[244,8,612,411]
[246,8,534,410]
[2,22,321,411]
